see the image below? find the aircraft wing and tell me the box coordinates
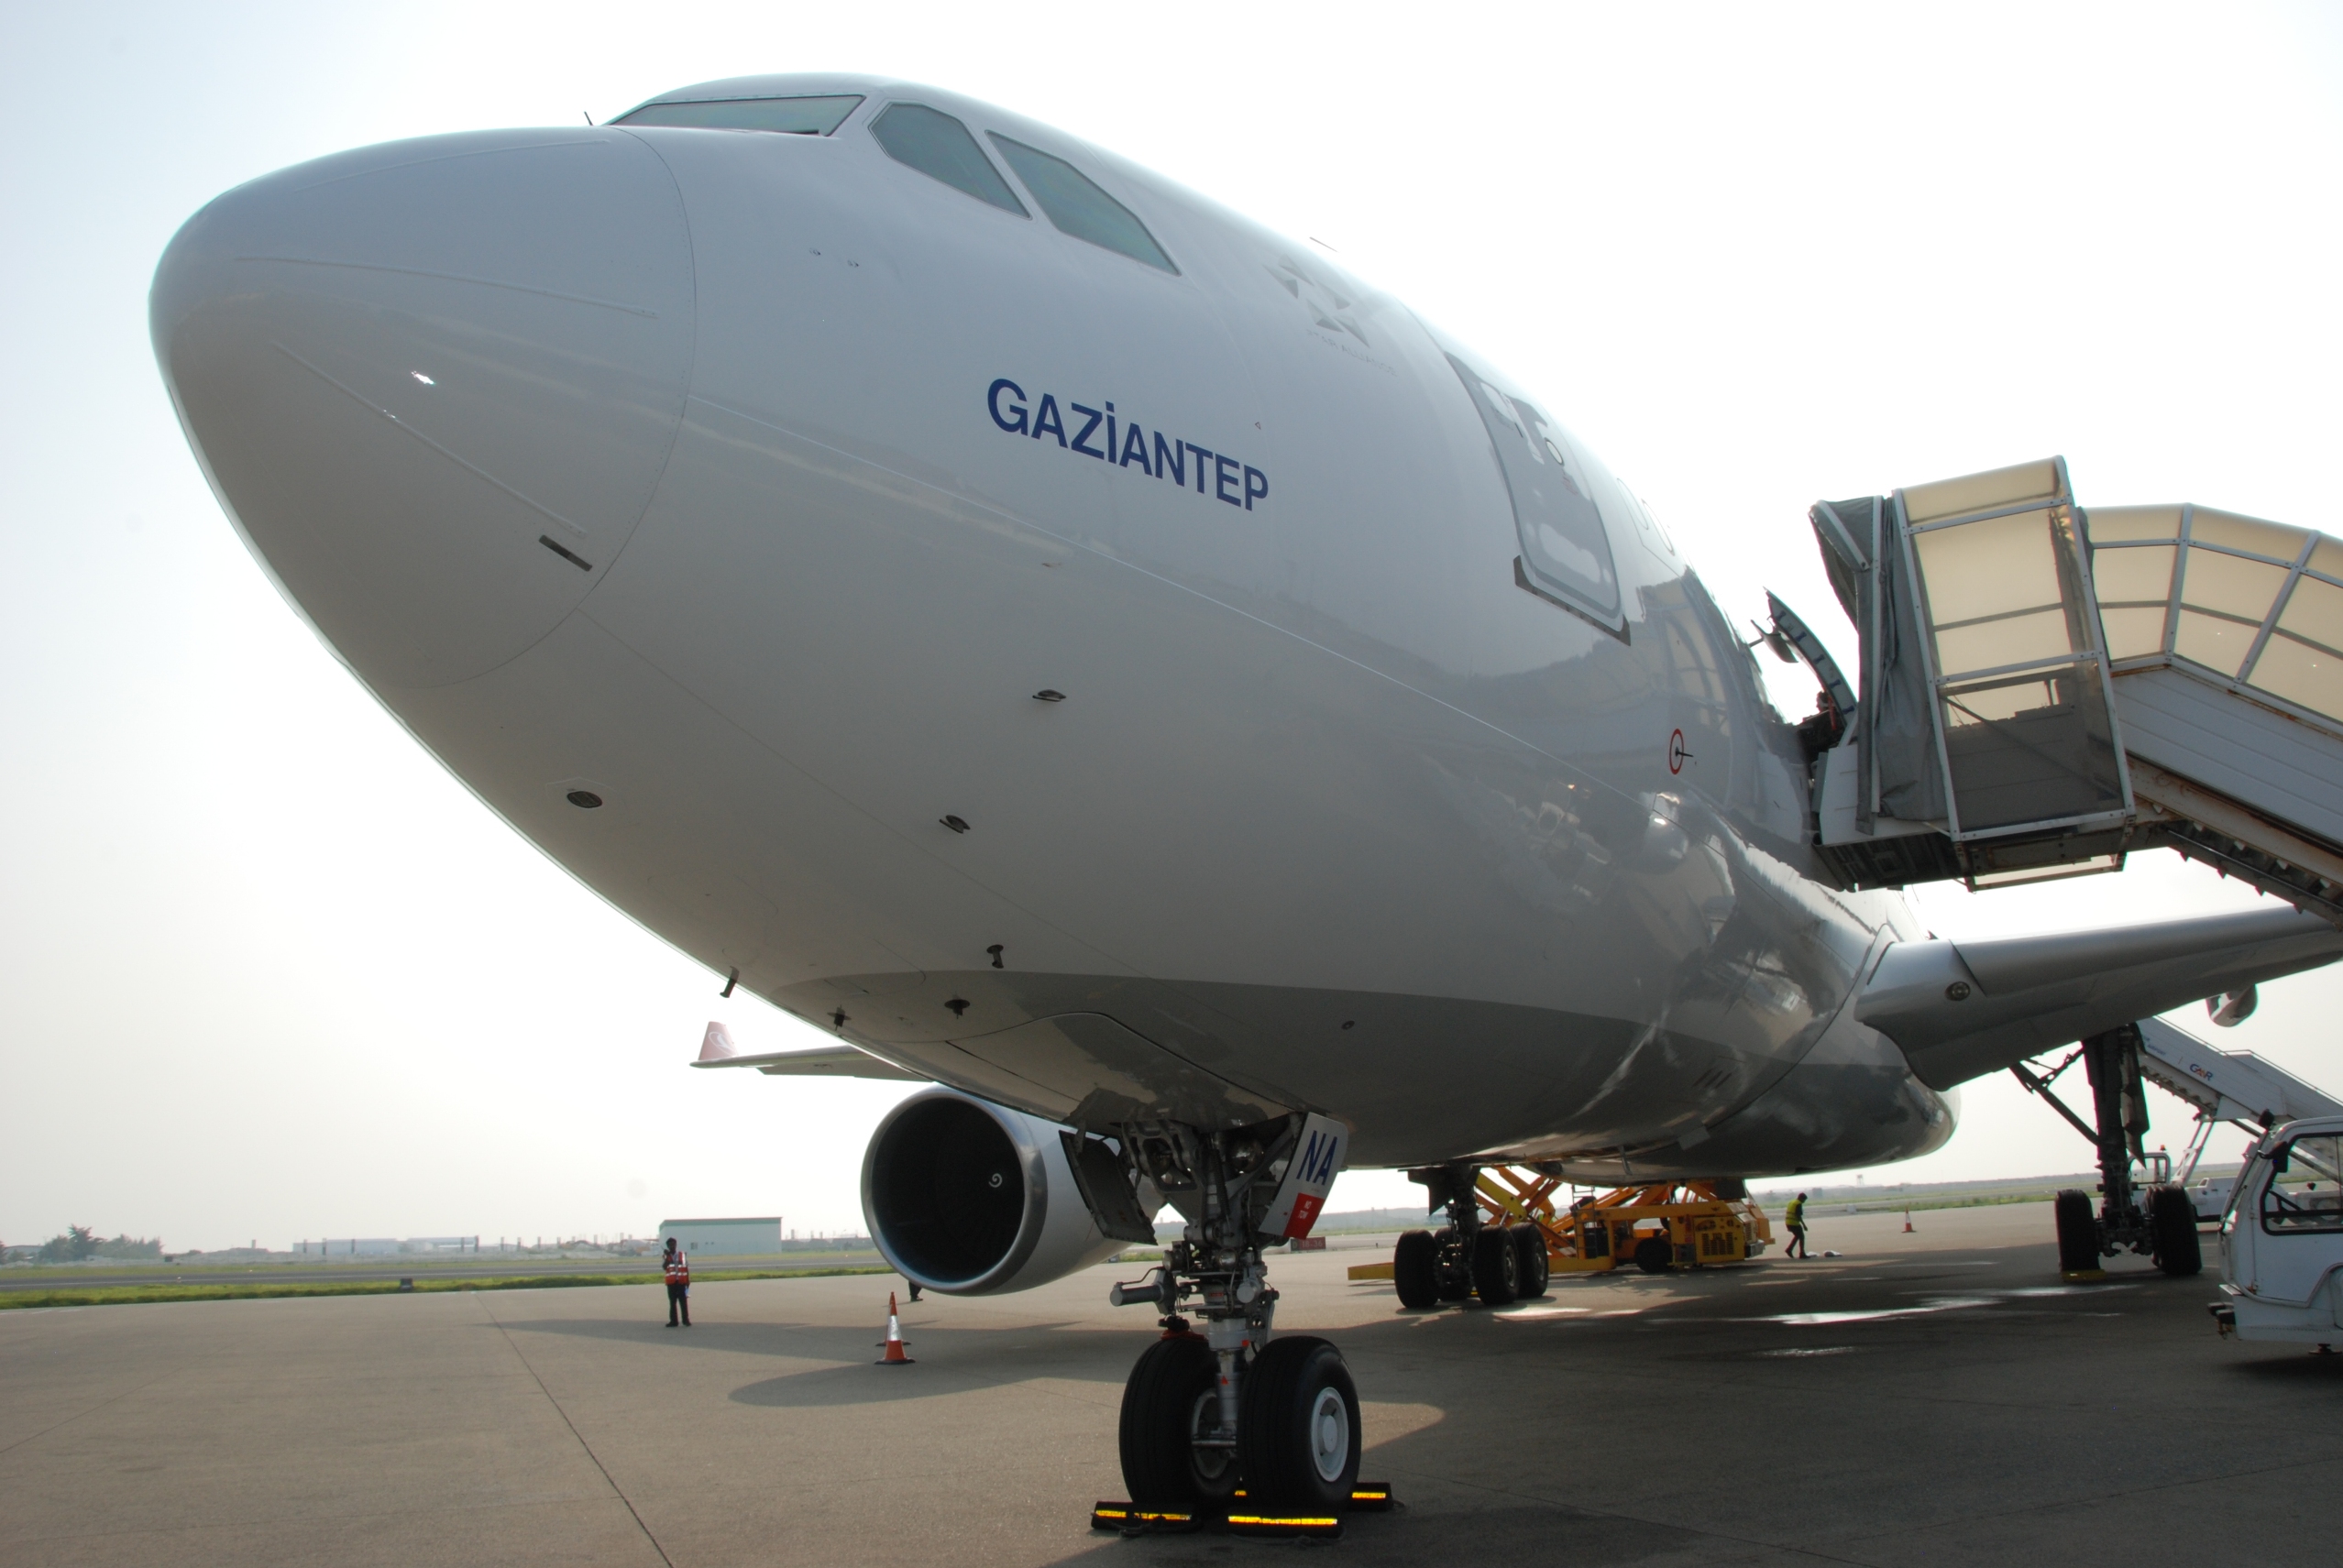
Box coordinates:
[688,1020,927,1080]
[1856,906,2343,1090]
[692,1046,928,1080]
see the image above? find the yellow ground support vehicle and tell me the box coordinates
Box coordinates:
[1519,1173,1775,1275]
[1349,1168,1774,1301]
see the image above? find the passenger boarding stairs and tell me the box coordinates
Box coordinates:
[2135,1016,2343,1135]
[1786,457,2343,927]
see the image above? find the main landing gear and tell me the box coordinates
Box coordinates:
[2012,1023,2202,1279]
[1390,1164,1553,1309]
[1090,1119,1385,1530]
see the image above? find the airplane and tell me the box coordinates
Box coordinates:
[148,72,2343,1517]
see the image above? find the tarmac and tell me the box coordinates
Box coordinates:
[5,1201,2340,1567]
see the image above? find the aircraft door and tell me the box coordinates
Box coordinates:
[1446,354,1625,636]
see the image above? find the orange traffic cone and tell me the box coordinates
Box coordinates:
[875,1292,915,1365]
[1902,1211,1914,1233]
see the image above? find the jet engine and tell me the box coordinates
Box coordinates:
[861,1088,1124,1295]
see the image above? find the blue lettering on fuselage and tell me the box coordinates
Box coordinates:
[987,378,1267,510]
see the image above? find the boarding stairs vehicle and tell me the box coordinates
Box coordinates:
[1788,455,2343,913]
[2135,1015,2343,1181]
[1756,457,2343,1281]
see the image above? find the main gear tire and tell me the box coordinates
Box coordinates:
[1392,1229,1441,1310]
[2054,1189,2100,1275]
[1470,1224,1520,1305]
[1237,1335,1361,1514]
[1118,1333,1239,1510]
[1511,1224,1550,1298]
[2150,1185,2203,1277]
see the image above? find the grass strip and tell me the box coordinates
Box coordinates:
[0,1265,894,1310]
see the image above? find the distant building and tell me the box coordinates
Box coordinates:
[658,1217,783,1255]
[293,1237,478,1255]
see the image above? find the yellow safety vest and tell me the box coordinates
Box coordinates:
[1786,1199,1805,1227]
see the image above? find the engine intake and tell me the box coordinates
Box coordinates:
[861,1088,1121,1295]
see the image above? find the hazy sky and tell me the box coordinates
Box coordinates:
[5,5,2340,1252]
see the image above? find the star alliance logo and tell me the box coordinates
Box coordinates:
[1267,256,1370,347]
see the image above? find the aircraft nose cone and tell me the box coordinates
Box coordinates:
[151,129,695,687]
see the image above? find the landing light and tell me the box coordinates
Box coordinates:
[410,371,435,386]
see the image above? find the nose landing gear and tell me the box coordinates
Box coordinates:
[1091,1116,1389,1536]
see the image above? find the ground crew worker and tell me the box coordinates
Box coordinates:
[662,1237,691,1327]
[1785,1192,1810,1259]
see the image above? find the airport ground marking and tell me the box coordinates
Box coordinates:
[479,1293,676,1568]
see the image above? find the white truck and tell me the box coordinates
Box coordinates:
[2186,1174,2236,1224]
[2212,1119,2343,1347]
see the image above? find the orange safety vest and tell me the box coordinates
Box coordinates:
[664,1250,689,1287]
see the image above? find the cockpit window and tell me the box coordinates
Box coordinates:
[614,94,864,136]
[870,104,1028,215]
[987,135,1177,274]
[1447,354,1622,629]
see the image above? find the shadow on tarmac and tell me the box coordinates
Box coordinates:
[1030,1240,2343,1567]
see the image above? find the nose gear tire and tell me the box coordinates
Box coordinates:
[1237,1335,1361,1512]
[1118,1333,1238,1509]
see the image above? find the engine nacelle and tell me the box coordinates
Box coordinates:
[861,1088,1123,1295]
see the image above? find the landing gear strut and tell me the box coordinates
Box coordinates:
[2013,1023,2202,1278]
[1099,1118,1366,1519]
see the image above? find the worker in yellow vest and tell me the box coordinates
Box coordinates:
[662,1237,692,1327]
[1785,1193,1810,1259]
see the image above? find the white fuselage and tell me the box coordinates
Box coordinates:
[151,74,1954,1176]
